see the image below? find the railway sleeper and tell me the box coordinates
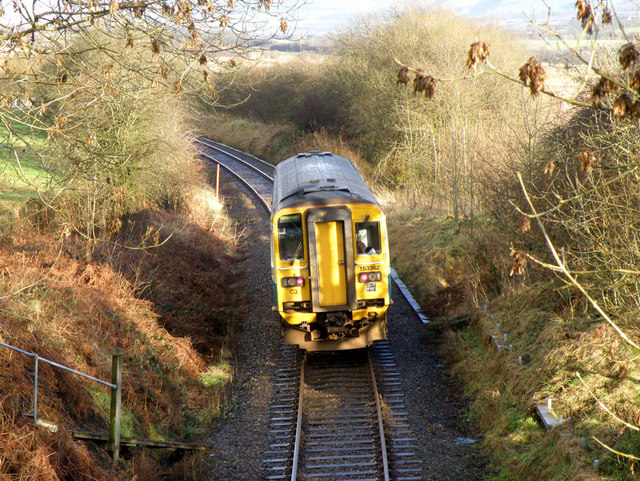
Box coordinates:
[307,454,373,461]
[395,468,424,474]
[304,439,375,448]
[304,469,378,478]
[263,457,290,464]
[306,411,375,419]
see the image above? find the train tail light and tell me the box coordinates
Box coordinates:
[359,272,382,283]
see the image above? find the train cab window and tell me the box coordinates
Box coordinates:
[356,221,381,255]
[278,214,304,261]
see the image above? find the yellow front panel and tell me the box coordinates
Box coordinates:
[316,221,347,306]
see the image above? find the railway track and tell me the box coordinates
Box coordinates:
[195,137,275,212]
[265,342,422,481]
[196,138,423,480]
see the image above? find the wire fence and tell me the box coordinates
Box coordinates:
[0,340,123,461]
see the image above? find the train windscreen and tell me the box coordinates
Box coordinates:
[278,214,304,261]
[356,222,381,255]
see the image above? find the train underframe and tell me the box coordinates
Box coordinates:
[282,310,388,351]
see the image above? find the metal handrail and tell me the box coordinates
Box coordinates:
[0,339,122,461]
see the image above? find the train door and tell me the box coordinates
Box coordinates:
[307,207,356,311]
[315,221,346,306]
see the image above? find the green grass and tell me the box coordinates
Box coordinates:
[88,387,140,438]
[0,112,50,205]
[199,360,233,388]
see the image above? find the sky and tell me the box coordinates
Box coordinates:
[291,0,608,34]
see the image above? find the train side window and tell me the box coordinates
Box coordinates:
[355,221,381,255]
[278,214,304,261]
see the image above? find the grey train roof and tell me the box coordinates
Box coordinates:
[272,151,379,213]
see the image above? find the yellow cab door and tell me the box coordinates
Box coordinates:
[307,207,356,311]
[315,221,347,306]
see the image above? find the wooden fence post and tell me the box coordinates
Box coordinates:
[106,351,122,462]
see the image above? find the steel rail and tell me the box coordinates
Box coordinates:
[368,348,391,481]
[289,353,305,481]
[195,137,275,182]
[196,137,277,173]
[198,149,272,214]
[287,350,392,480]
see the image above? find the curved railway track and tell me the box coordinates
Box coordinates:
[196,137,423,481]
[195,137,275,212]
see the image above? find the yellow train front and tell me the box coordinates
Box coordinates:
[271,151,391,351]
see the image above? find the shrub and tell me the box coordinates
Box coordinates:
[28,32,198,258]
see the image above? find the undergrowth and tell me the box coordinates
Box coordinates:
[0,169,244,480]
[387,205,640,481]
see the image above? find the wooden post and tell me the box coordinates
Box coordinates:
[106,351,122,462]
[216,163,220,200]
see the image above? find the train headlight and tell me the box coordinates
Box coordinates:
[281,277,305,287]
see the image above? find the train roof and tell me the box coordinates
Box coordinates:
[272,151,379,213]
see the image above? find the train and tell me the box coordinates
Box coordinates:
[270,151,391,351]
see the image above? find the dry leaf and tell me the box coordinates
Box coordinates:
[613,94,632,119]
[610,336,620,359]
[412,70,436,98]
[590,76,619,108]
[519,57,545,95]
[578,149,597,173]
[151,38,161,55]
[619,43,639,70]
[509,246,527,277]
[629,69,640,92]
[543,159,555,177]
[396,66,409,85]
[467,41,490,72]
